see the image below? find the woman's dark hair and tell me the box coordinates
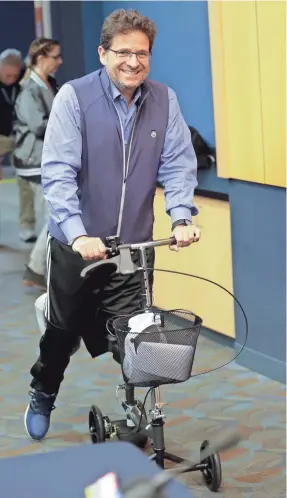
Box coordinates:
[100,9,156,51]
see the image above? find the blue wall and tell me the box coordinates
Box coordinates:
[51,1,86,85]
[81,1,102,74]
[230,182,286,382]
[0,1,34,57]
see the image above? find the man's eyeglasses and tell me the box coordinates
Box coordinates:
[108,49,151,61]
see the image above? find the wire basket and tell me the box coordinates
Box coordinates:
[111,309,202,388]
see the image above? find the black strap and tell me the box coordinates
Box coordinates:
[171,219,189,231]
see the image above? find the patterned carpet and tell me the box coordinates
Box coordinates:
[0,182,286,497]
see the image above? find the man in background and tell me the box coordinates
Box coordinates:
[0,49,36,243]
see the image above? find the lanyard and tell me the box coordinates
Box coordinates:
[1,86,16,106]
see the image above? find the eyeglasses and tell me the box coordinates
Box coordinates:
[108,49,151,61]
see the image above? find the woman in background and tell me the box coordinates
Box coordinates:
[14,38,63,289]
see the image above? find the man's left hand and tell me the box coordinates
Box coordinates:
[170,224,201,252]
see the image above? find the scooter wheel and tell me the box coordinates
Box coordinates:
[89,405,105,444]
[200,440,222,492]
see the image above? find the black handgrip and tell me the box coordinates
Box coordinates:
[74,246,112,258]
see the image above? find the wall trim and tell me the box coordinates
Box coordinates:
[201,327,285,384]
[235,343,286,384]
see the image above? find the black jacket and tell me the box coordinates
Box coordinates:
[0,81,21,136]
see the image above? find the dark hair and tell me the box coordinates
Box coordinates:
[27,38,60,67]
[100,9,156,51]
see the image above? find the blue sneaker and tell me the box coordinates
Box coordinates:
[24,390,56,440]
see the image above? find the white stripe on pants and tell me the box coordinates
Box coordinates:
[44,235,52,321]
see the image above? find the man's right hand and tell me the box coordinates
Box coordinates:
[72,236,107,261]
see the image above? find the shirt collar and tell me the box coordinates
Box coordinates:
[30,70,51,91]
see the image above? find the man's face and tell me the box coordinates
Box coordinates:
[98,30,150,93]
[0,63,21,86]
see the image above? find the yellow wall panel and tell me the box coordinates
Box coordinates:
[207,1,230,179]
[256,1,286,188]
[209,1,286,187]
[221,1,265,184]
[153,189,235,338]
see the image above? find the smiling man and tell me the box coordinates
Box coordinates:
[24,9,200,441]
